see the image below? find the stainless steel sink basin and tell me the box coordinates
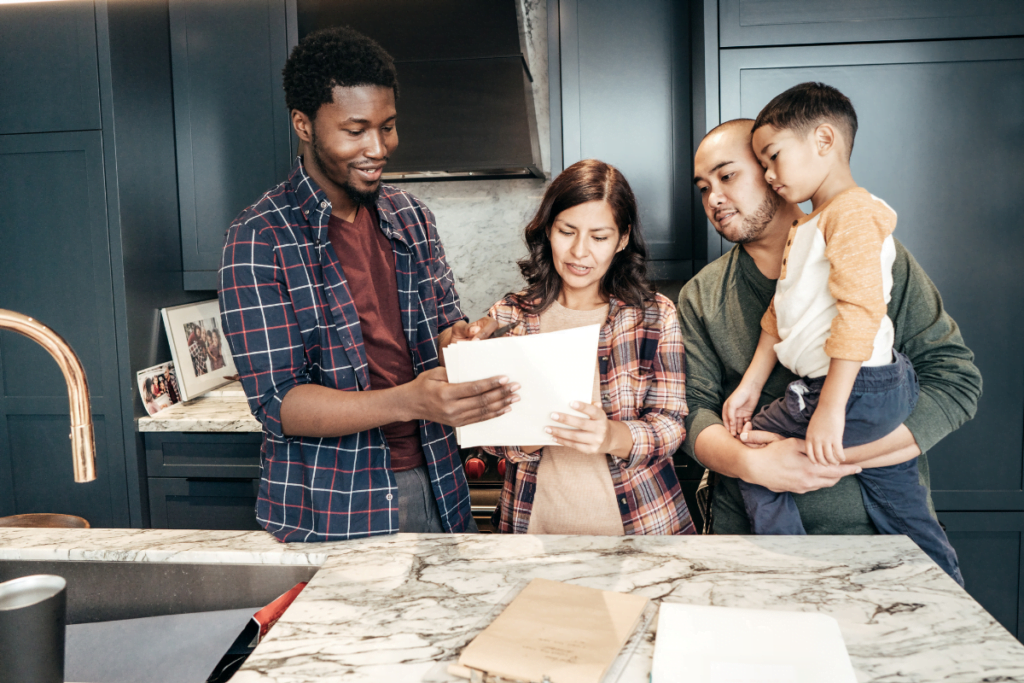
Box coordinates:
[0,559,320,624]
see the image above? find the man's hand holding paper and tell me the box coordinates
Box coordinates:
[443,324,602,448]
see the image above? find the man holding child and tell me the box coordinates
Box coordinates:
[679,82,982,584]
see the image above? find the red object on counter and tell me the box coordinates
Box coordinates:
[497,459,506,477]
[253,582,308,643]
[465,457,486,479]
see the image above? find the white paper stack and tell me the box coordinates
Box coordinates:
[651,602,857,683]
[443,324,601,448]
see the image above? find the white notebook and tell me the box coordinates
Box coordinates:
[651,602,857,683]
[443,324,600,448]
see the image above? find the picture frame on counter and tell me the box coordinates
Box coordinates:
[136,361,182,416]
[160,300,237,401]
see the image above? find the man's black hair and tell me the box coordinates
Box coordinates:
[752,82,858,159]
[283,26,399,119]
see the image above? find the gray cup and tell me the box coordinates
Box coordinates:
[0,574,67,683]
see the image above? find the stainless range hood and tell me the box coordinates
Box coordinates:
[297,0,543,181]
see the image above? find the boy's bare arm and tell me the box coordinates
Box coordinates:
[723,330,780,435]
[805,358,861,465]
[848,424,920,467]
[744,422,920,466]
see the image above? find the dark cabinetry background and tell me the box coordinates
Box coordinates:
[0,0,101,134]
[555,0,696,280]
[0,0,207,527]
[145,433,261,530]
[718,40,1024,508]
[170,0,295,289]
[0,132,129,526]
[718,0,1024,47]
[706,0,1024,637]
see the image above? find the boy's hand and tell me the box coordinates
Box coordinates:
[723,383,759,436]
[805,406,845,465]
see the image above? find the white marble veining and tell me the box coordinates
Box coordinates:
[0,528,331,565]
[398,0,551,321]
[401,178,548,320]
[138,395,259,432]
[3,529,1022,682]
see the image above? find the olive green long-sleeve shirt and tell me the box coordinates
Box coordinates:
[678,241,982,534]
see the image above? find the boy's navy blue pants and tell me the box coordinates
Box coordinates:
[737,351,964,586]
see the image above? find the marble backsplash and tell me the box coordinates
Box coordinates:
[396,0,551,321]
[400,178,547,320]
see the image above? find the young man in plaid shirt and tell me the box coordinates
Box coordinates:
[219,27,517,541]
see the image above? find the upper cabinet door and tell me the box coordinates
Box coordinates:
[0,0,101,134]
[720,0,1024,47]
[0,132,129,525]
[170,0,294,284]
[720,39,1024,508]
[559,0,693,275]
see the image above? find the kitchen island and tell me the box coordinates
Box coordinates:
[1,528,1022,682]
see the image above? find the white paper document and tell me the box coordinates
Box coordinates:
[651,602,857,683]
[443,324,600,448]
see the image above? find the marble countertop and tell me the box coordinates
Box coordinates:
[138,383,259,432]
[2,529,1023,682]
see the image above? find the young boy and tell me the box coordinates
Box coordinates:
[722,82,963,585]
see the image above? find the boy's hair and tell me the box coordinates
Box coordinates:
[283,26,399,120]
[752,82,858,159]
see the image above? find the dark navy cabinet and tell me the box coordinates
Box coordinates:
[169,0,295,290]
[144,433,262,530]
[705,0,1024,636]
[555,0,696,280]
[718,0,1024,47]
[0,132,130,525]
[0,0,101,135]
[718,40,1024,509]
[940,512,1024,637]
[0,0,208,527]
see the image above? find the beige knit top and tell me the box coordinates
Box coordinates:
[526,300,625,536]
[761,187,898,378]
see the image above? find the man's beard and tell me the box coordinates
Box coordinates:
[720,187,783,244]
[309,130,383,208]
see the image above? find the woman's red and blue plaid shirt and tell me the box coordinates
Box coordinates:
[218,158,473,542]
[483,293,695,535]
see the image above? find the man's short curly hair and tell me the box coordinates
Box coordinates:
[283,26,399,119]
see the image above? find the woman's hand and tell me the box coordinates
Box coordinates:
[439,316,499,350]
[546,401,633,457]
[547,401,609,454]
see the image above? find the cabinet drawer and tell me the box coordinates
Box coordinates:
[718,0,1024,48]
[144,432,261,478]
[149,477,261,530]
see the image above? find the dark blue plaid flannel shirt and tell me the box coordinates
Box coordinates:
[219,158,473,541]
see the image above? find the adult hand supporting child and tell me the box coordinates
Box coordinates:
[695,424,859,495]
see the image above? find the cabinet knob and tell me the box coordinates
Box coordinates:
[465,457,486,479]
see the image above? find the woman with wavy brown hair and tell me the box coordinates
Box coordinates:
[483,159,695,535]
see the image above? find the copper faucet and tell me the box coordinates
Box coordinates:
[0,309,96,482]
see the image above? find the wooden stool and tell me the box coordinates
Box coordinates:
[0,513,90,529]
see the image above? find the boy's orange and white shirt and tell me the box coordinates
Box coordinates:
[762,187,898,379]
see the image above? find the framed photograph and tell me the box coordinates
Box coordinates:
[137,361,182,416]
[161,300,237,401]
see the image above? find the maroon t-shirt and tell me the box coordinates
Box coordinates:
[327,206,425,472]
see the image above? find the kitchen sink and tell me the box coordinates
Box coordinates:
[0,559,320,624]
